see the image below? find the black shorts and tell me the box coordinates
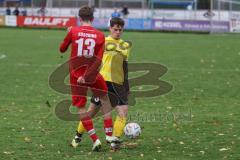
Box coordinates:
[90,81,128,107]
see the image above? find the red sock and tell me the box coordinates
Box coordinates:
[81,117,98,142]
[104,118,113,136]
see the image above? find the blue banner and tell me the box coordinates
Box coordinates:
[126,19,152,30]
[91,18,152,30]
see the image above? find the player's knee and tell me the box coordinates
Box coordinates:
[99,94,107,99]
[103,112,112,119]
[99,94,109,102]
[118,111,128,118]
[78,107,86,113]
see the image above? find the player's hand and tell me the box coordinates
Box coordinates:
[77,76,85,84]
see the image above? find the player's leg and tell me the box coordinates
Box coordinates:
[77,100,101,134]
[71,102,101,147]
[91,76,115,142]
[110,105,128,150]
[90,96,116,140]
[70,76,101,151]
[71,97,101,151]
[106,81,128,139]
[113,105,128,138]
[107,82,129,149]
[78,106,102,151]
[72,98,101,147]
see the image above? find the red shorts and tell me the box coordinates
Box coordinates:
[70,74,107,108]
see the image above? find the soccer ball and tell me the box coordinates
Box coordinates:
[124,122,141,139]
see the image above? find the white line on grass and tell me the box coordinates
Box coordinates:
[169,67,239,72]
[15,63,239,72]
[16,63,59,68]
[39,35,62,40]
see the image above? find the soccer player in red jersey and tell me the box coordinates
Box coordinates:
[59,6,114,151]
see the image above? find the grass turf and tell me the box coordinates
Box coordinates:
[0,28,240,160]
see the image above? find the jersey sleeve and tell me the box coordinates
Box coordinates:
[116,40,131,60]
[123,60,129,92]
[59,27,72,53]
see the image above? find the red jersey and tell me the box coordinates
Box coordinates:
[60,26,105,80]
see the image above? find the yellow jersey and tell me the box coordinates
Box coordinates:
[100,36,131,84]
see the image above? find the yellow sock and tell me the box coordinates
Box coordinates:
[77,121,86,134]
[113,116,127,137]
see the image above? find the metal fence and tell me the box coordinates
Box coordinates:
[0,0,212,9]
[211,0,240,33]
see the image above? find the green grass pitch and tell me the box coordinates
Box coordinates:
[0,28,240,159]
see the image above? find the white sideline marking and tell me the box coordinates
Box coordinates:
[0,54,6,60]
[39,35,62,40]
[15,63,239,72]
[169,67,239,72]
[16,63,58,68]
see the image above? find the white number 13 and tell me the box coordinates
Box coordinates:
[76,38,96,58]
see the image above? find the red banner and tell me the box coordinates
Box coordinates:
[17,16,77,28]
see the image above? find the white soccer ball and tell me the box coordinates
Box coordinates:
[124,122,141,139]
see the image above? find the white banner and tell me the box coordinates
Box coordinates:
[0,7,237,21]
[230,19,240,32]
[229,12,240,32]
[5,15,17,26]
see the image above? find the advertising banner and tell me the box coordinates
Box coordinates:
[11,16,231,32]
[0,16,5,26]
[126,19,152,30]
[153,19,229,32]
[92,18,152,30]
[5,16,17,26]
[230,19,240,33]
[17,16,77,28]
[229,12,240,33]
[92,18,109,29]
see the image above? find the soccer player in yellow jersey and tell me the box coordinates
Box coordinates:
[71,17,131,149]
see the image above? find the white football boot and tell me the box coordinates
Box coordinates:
[92,139,101,151]
[106,135,121,143]
[70,133,82,148]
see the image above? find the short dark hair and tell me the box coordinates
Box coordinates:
[78,5,94,21]
[110,17,125,27]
